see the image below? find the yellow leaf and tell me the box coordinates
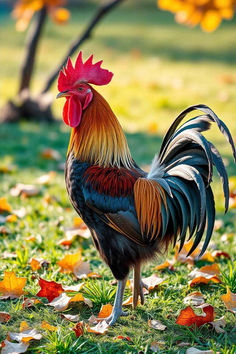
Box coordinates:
[201,10,222,32]
[6,214,18,223]
[30,258,41,271]
[41,320,57,331]
[0,271,27,299]
[57,250,82,273]
[20,321,29,332]
[0,197,12,213]
[221,286,236,314]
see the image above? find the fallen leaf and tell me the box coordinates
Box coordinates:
[0,312,11,323]
[6,214,18,223]
[0,272,26,299]
[8,328,42,343]
[221,286,236,314]
[189,264,221,287]
[30,258,41,271]
[177,342,191,347]
[175,241,214,265]
[13,208,26,218]
[36,171,56,185]
[186,348,214,354]
[22,298,41,309]
[10,183,40,198]
[86,320,109,335]
[122,295,139,306]
[63,283,84,292]
[212,250,231,259]
[61,314,80,322]
[116,335,131,341]
[1,340,29,354]
[150,341,160,352]
[142,274,164,291]
[73,217,83,227]
[176,304,214,327]
[73,261,91,279]
[41,320,57,332]
[213,219,223,231]
[2,251,17,259]
[148,319,166,331]
[97,304,113,319]
[183,292,205,306]
[49,292,92,311]
[36,278,64,302]
[73,321,84,337]
[20,321,29,332]
[154,260,174,271]
[41,148,61,160]
[0,197,11,213]
[57,250,82,273]
[209,316,226,333]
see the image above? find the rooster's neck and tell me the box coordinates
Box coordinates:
[67,89,133,169]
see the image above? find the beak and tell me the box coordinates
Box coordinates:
[56,90,70,99]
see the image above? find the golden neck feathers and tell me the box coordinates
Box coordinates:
[67,89,133,169]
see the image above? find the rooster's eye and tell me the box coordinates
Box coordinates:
[78,87,84,91]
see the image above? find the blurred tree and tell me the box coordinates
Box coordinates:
[0,0,124,123]
[158,0,236,32]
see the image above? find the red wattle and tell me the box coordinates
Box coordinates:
[63,96,82,128]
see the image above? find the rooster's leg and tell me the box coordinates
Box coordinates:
[133,262,147,308]
[106,276,128,326]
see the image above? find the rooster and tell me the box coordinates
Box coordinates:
[57,52,236,325]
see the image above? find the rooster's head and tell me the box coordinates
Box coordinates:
[57,51,113,127]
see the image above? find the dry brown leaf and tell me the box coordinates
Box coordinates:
[36,171,56,185]
[41,320,57,332]
[63,283,84,292]
[86,320,109,335]
[49,292,92,311]
[175,240,215,265]
[97,304,113,319]
[61,313,80,322]
[0,312,11,323]
[209,316,226,333]
[148,319,167,331]
[221,286,236,314]
[73,261,91,279]
[1,340,29,354]
[142,274,164,291]
[183,292,205,306]
[22,298,41,309]
[41,148,61,160]
[10,183,40,198]
[0,197,11,213]
[0,271,27,299]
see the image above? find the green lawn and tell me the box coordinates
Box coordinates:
[0,1,236,353]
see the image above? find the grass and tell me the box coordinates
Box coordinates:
[0,1,236,353]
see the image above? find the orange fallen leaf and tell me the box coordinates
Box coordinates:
[30,258,41,271]
[176,304,214,327]
[183,292,205,306]
[8,328,42,343]
[0,271,26,299]
[97,304,113,319]
[57,250,82,273]
[36,278,64,302]
[6,214,17,223]
[154,260,174,271]
[41,148,61,160]
[86,320,109,334]
[10,183,40,198]
[73,321,84,337]
[20,321,29,332]
[0,312,11,323]
[148,319,167,331]
[189,264,221,287]
[122,295,139,306]
[175,240,215,265]
[1,340,29,354]
[142,274,164,291]
[73,217,83,228]
[221,286,236,314]
[0,197,11,213]
[41,320,57,332]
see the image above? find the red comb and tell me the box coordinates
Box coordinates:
[58,52,113,92]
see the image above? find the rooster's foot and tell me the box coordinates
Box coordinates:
[105,310,129,326]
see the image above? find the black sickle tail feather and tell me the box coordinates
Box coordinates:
[147,104,235,256]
